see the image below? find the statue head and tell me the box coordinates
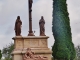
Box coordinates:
[17,16,20,19]
[41,16,44,19]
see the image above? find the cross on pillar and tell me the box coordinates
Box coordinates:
[28,0,35,36]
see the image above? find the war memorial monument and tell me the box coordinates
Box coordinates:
[11,0,52,60]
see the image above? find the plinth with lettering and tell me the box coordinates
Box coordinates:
[11,36,52,60]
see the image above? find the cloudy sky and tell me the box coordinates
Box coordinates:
[0,0,80,49]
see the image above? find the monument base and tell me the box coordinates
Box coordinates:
[11,36,52,60]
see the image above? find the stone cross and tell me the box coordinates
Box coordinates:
[28,0,35,36]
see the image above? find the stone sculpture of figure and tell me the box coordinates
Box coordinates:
[14,16,22,36]
[23,48,48,60]
[39,16,46,36]
[29,0,33,11]
[23,48,35,60]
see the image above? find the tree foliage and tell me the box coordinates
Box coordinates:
[0,50,2,59]
[52,0,76,60]
[2,43,14,60]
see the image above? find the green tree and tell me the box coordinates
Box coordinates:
[0,50,2,59]
[52,0,76,60]
[2,43,14,60]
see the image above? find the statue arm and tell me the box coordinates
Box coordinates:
[20,20,22,25]
[39,21,40,25]
[42,20,45,24]
[14,20,17,30]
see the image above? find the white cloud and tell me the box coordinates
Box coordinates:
[67,0,80,46]
[73,34,80,46]
[0,35,5,38]
[0,0,28,25]
[0,35,13,49]
[0,1,3,12]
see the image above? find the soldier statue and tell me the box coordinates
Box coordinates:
[39,16,46,36]
[14,16,22,36]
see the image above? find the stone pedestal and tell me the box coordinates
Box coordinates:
[11,36,52,60]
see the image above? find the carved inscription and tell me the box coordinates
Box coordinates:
[24,40,30,48]
[16,40,23,49]
[41,40,47,47]
[30,39,39,47]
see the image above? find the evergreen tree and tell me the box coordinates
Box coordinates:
[52,0,76,60]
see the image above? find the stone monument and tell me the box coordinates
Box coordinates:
[11,0,52,60]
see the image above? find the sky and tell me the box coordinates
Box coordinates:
[0,0,80,50]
